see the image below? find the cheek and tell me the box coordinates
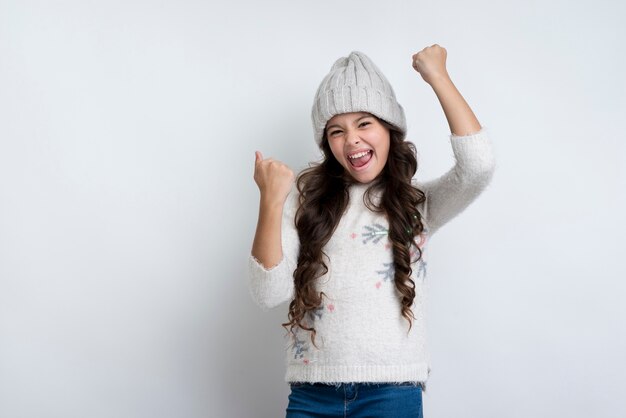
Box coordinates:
[329,143,344,162]
[376,139,390,159]
[379,151,390,165]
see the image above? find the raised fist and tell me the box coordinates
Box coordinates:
[253,151,295,204]
[412,44,449,85]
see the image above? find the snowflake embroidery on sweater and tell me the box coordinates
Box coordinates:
[307,305,324,321]
[289,303,334,361]
[376,262,395,282]
[416,259,428,278]
[361,223,388,244]
[292,334,308,360]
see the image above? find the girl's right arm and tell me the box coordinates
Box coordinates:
[248,151,298,310]
[251,151,294,268]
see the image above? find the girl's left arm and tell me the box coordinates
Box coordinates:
[411,45,496,236]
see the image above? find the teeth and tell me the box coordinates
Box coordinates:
[348,150,370,159]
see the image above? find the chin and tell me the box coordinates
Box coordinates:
[352,173,378,184]
[359,175,375,183]
[341,161,382,184]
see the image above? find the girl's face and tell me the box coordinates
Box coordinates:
[325,112,391,184]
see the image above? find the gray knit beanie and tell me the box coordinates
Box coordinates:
[311,51,407,147]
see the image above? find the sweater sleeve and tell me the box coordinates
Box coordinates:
[247,183,300,311]
[414,127,496,237]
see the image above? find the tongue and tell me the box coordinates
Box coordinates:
[350,151,372,167]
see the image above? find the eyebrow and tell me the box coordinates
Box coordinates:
[326,115,372,131]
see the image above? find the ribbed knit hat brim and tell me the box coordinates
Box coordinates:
[311,51,407,146]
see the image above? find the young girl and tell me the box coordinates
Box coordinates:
[249,46,496,418]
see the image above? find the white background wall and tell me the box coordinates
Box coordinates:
[1,0,624,417]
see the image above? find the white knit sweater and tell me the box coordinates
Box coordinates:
[248,127,496,387]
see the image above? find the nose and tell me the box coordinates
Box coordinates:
[346,128,361,144]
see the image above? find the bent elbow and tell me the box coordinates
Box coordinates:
[247,254,294,311]
[476,159,496,185]
[464,153,496,187]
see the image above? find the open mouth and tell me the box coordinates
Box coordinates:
[348,150,373,168]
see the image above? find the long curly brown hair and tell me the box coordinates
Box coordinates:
[281,116,427,348]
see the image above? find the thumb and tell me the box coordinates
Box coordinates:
[255,151,263,164]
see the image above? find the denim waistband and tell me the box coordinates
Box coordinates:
[290,381,425,389]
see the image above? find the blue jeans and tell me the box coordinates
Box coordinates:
[286,382,423,418]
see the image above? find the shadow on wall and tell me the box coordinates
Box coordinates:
[211,105,315,416]
[212,259,291,417]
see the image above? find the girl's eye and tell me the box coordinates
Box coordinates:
[328,121,369,137]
